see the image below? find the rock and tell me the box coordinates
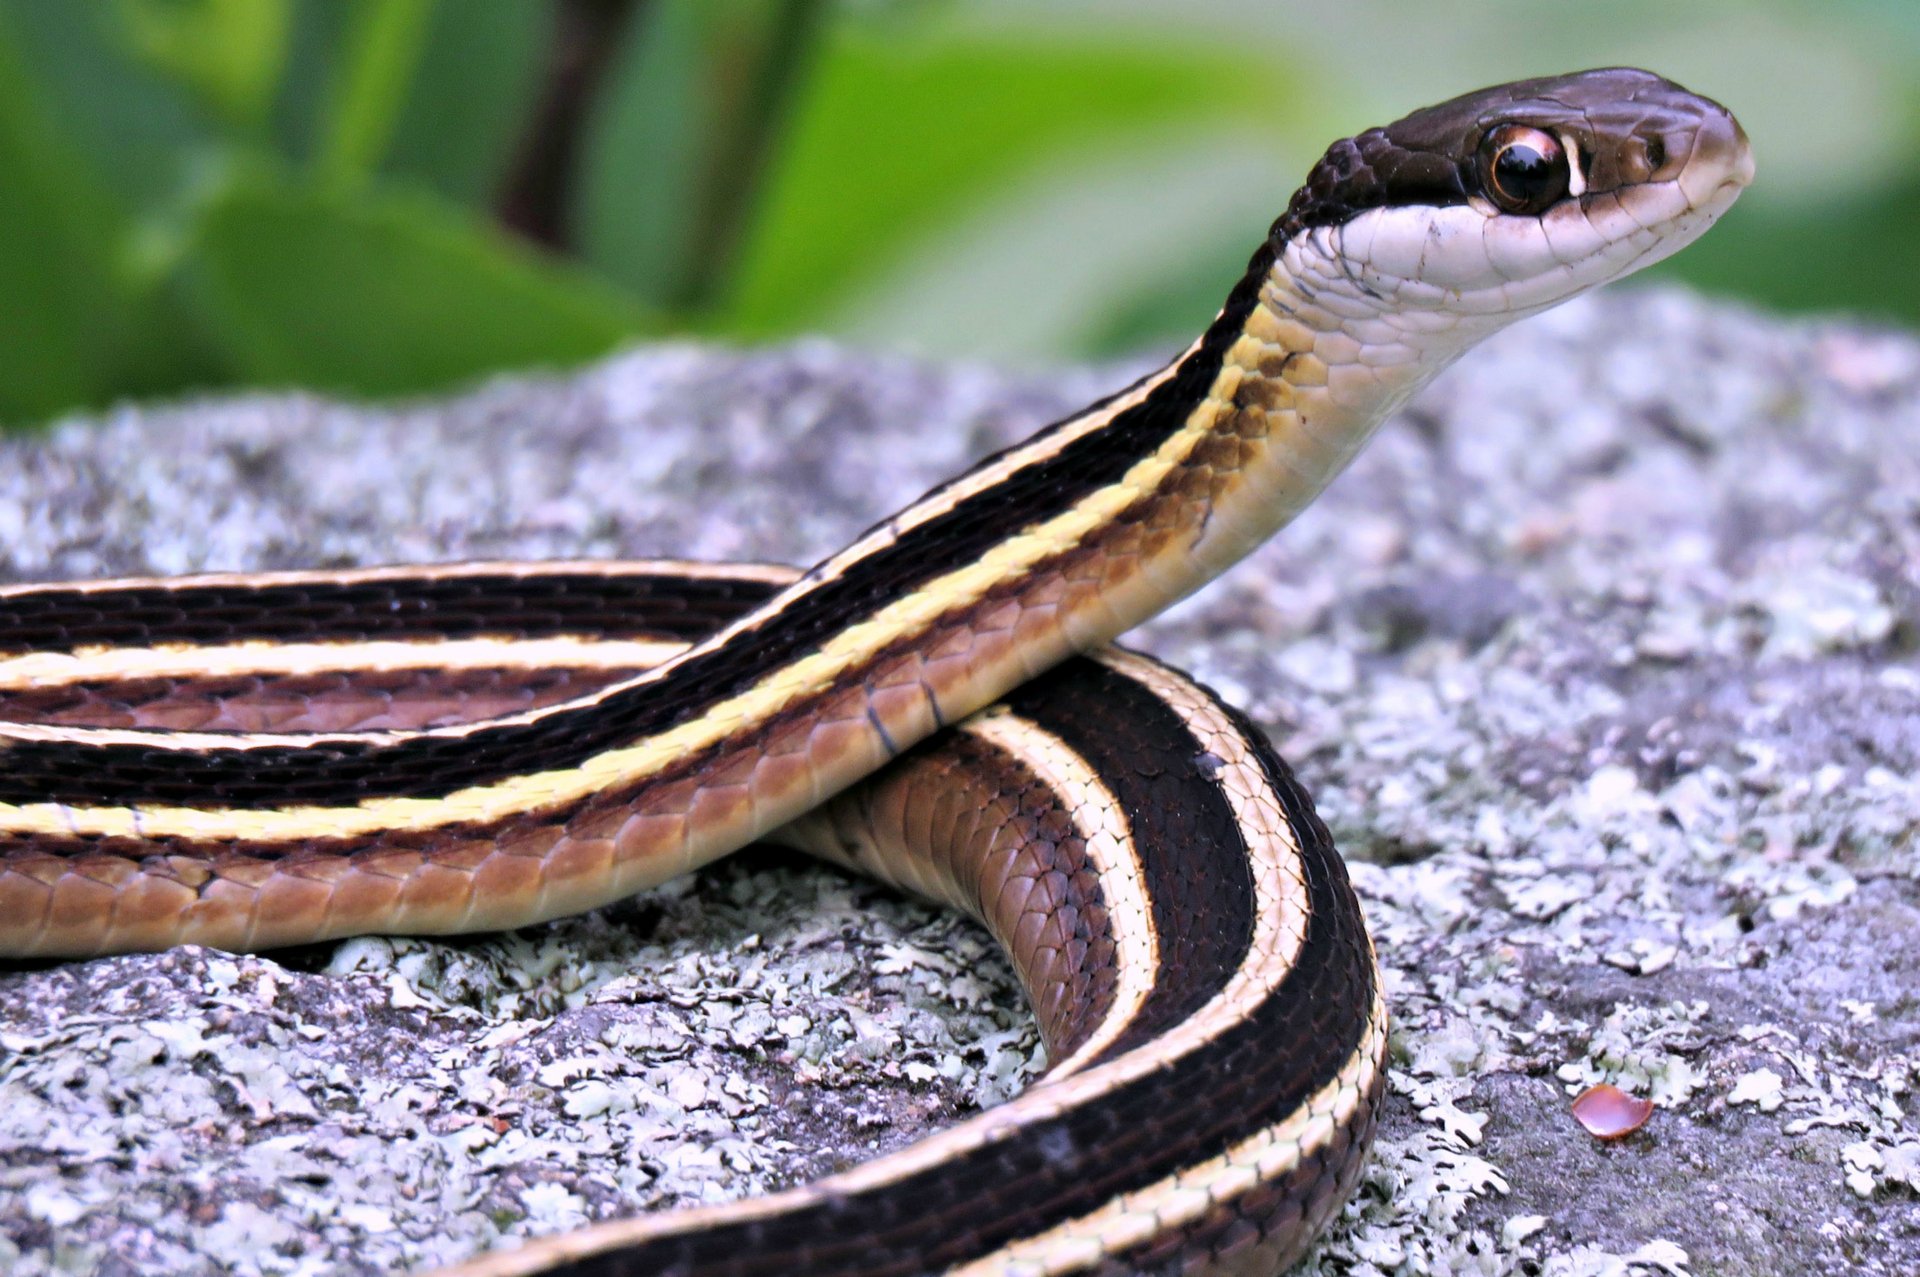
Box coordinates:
[2,289,1916,1276]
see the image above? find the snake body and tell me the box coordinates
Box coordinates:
[0,70,1749,1276]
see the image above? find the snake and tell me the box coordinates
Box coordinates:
[0,69,1749,1277]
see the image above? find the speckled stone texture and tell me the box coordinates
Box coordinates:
[1,289,1916,1277]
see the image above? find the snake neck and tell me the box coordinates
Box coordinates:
[1035,225,1480,648]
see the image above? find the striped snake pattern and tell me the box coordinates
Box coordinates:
[0,70,1749,1276]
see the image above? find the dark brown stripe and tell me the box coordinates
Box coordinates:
[0,570,784,655]
[997,659,1255,1063]
[1097,1077,1380,1276]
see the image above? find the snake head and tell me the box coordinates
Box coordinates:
[1274,67,1753,323]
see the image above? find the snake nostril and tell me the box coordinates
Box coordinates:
[1646,137,1667,172]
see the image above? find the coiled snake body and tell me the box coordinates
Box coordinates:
[0,69,1750,1277]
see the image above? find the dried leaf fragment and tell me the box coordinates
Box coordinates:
[1572,1082,1654,1140]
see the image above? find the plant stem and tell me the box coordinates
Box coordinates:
[496,0,649,253]
[316,0,439,191]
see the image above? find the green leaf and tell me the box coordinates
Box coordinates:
[313,0,437,189]
[0,19,141,426]
[0,1,217,210]
[576,0,705,307]
[714,26,1289,337]
[112,0,291,133]
[180,172,656,397]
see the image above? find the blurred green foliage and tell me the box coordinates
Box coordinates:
[0,0,1912,429]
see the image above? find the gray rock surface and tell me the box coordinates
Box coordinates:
[2,289,1916,1276]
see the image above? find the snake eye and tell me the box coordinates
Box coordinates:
[1477,124,1570,215]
